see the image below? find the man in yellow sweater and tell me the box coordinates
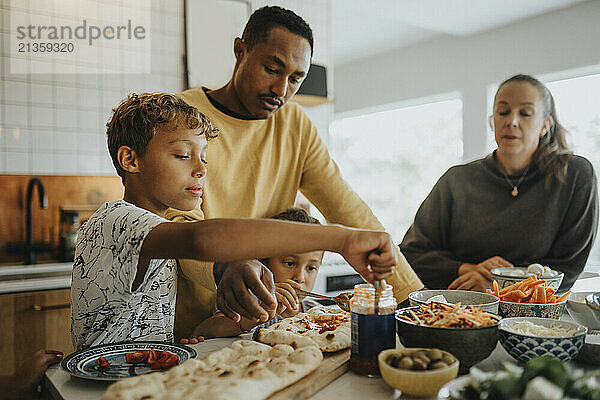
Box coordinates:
[167,6,423,337]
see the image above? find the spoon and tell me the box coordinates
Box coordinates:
[294,288,352,312]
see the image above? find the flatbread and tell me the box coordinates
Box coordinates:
[256,306,351,352]
[101,340,322,400]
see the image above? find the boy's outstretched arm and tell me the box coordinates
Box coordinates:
[141,219,395,271]
[140,219,396,319]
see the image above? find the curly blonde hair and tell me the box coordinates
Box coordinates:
[106,93,219,179]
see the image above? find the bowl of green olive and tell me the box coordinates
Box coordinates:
[378,348,459,397]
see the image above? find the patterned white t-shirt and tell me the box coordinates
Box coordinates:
[71,200,176,350]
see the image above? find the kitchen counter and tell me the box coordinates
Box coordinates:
[0,262,72,294]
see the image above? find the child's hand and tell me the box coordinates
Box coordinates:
[274,280,301,316]
[179,335,205,344]
[11,349,63,398]
[340,230,398,283]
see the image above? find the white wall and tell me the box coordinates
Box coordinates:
[334,0,600,161]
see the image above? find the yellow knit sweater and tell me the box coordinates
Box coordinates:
[166,88,423,337]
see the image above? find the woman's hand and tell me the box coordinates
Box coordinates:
[274,280,301,317]
[448,270,491,292]
[459,256,513,279]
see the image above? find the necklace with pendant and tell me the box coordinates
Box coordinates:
[502,164,531,197]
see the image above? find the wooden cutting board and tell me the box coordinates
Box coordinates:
[268,349,351,400]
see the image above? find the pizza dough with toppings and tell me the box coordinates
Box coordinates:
[256,306,351,352]
[101,340,322,400]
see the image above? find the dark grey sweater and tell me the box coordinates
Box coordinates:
[400,152,598,291]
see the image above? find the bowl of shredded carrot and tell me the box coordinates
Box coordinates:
[486,275,569,319]
[395,302,500,374]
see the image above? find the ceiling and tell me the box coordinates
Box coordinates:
[332,0,587,66]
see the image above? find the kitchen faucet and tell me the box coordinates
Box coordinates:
[26,177,47,264]
[7,176,53,264]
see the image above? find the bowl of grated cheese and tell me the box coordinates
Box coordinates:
[498,317,587,363]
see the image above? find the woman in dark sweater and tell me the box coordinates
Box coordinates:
[400,74,598,292]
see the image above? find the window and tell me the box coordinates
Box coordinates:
[547,74,600,266]
[329,98,463,243]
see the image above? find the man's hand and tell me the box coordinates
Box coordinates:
[340,230,398,283]
[216,259,277,323]
[448,270,491,292]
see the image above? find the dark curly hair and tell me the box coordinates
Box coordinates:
[495,74,572,188]
[242,6,313,56]
[106,93,219,179]
[270,208,320,225]
[259,208,321,266]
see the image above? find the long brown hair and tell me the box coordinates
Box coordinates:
[495,74,572,188]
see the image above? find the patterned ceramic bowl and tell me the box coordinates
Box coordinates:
[491,267,563,290]
[408,290,499,315]
[498,317,587,363]
[498,299,566,319]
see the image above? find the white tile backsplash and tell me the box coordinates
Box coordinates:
[30,82,54,105]
[54,107,79,131]
[79,132,101,153]
[2,0,329,176]
[55,85,79,107]
[31,151,56,174]
[54,153,79,174]
[5,151,30,173]
[54,132,79,153]
[4,104,29,127]
[4,80,29,103]
[31,130,55,152]
[100,151,116,175]
[30,106,54,128]
[78,110,102,132]
[5,127,30,150]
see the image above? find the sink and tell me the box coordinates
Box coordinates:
[0,262,73,281]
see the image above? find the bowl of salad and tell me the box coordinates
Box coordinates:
[396,303,500,374]
[438,356,600,400]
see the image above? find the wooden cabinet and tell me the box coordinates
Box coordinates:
[0,289,72,375]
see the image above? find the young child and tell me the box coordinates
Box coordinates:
[193,208,323,338]
[71,93,397,350]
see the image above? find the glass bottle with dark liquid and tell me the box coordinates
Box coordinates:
[350,282,397,377]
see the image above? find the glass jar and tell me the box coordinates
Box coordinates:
[350,282,397,377]
[58,211,79,261]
